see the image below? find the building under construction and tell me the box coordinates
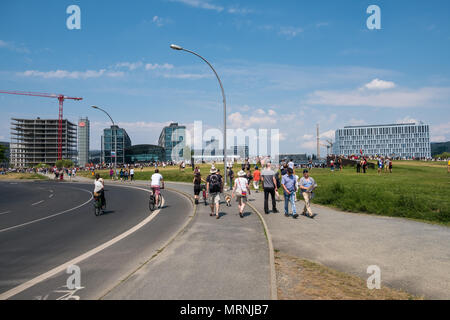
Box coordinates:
[10,118,77,167]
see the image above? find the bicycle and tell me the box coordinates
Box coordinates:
[93,192,104,216]
[149,187,162,211]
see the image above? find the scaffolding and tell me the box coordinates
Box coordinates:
[10,118,77,167]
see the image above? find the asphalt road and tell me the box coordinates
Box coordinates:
[0,181,192,299]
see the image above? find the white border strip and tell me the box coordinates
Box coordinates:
[0,185,163,300]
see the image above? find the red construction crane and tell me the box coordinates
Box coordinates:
[0,90,83,160]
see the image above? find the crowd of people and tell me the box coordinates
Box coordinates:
[188,158,319,220]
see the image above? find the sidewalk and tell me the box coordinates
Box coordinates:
[248,189,450,299]
[102,182,271,299]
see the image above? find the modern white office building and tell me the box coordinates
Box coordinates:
[333,123,431,159]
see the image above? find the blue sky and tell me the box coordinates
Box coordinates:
[1,0,449,153]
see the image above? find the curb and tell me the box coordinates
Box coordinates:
[247,200,278,301]
[98,186,198,300]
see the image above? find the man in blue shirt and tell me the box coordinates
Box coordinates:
[281,167,298,218]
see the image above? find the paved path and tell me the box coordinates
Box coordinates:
[248,189,450,299]
[103,182,272,300]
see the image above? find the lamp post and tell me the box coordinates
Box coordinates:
[170,44,229,188]
[91,106,117,178]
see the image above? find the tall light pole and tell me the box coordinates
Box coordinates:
[92,106,117,177]
[170,44,229,188]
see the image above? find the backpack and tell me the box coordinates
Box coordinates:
[209,174,222,193]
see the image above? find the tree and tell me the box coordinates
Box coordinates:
[0,145,6,162]
[55,159,74,169]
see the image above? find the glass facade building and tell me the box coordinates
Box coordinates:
[77,117,90,166]
[101,125,132,165]
[333,123,431,159]
[125,144,165,163]
[158,123,186,161]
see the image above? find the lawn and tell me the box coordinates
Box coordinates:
[79,161,450,225]
[305,161,450,225]
[0,172,48,180]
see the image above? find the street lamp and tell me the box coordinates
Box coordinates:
[170,44,229,188]
[91,106,117,178]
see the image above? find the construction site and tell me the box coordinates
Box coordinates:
[10,118,77,167]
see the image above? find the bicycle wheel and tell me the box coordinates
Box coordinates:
[149,196,155,211]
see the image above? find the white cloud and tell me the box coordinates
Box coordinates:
[278,26,303,38]
[431,122,450,142]
[170,0,224,12]
[18,69,124,79]
[115,62,143,71]
[145,63,174,71]
[162,73,211,80]
[307,87,450,108]
[364,78,396,90]
[228,111,277,129]
[152,16,171,27]
[396,116,418,124]
[320,130,335,140]
[348,119,367,126]
[0,40,29,54]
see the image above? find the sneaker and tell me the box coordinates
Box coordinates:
[239,212,243,218]
[293,213,299,219]
[284,213,289,217]
[273,209,279,213]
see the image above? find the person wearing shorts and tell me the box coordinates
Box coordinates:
[193,172,204,205]
[151,169,164,207]
[206,167,223,219]
[232,170,251,218]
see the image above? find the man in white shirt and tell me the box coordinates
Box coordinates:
[130,168,135,181]
[94,174,106,209]
[288,159,295,170]
[151,169,164,207]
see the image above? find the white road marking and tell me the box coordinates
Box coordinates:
[0,187,93,234]
[49,194,54,199]
[0,211,11,216]
[0,186,162,300]
[31,200,44,206]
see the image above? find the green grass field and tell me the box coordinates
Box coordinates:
[80,161,450,225]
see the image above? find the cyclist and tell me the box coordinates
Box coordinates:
[151,169,164,207]
[94,173,106,209]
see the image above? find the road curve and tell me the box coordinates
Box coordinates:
[0,181,192,299]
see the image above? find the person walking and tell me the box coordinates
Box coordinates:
[232,170,251,218]
[130,167,134,181]
[282,167,298,218]
[253,166,261,193]
[377,158,383,174]
[193,172,205,205]
[288,159,295,170]
[109,168,114,180]
[120,169,124,181]
[389,159,393,173]
[261,162,278,214]
[245,170,253,187]
[206,167,223,219]
[356,158,361,173]
[274,166,282,201]
[299,169,317,218]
